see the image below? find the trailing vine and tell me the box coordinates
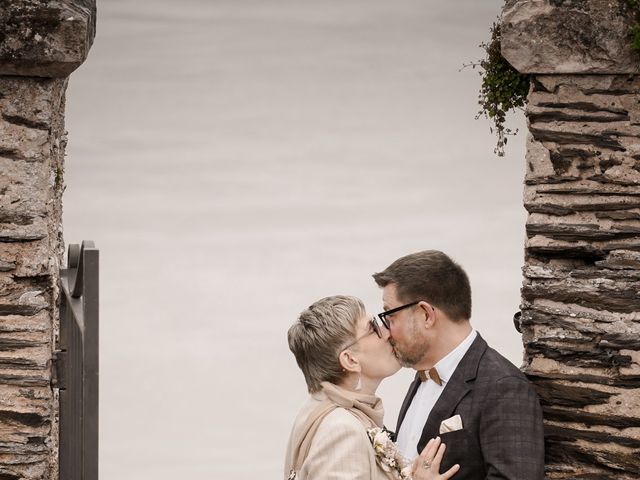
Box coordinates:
[472,2,640,156]
[472,22,529,157]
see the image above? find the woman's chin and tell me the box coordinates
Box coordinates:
[386,355,402,376]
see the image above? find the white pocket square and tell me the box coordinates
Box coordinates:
[439,414,463,434]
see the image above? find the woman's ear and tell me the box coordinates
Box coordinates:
[338,349,361,373]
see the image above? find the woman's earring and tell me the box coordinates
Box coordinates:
[355,373,362,391]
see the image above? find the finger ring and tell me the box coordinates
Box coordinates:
[422,460,431,469]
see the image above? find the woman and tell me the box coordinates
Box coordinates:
[285,295,459,480]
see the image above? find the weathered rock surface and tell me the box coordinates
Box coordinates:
[0,0,96,77]
[520,75,640,479]
[0,76,67,479]
[502,0,640,74]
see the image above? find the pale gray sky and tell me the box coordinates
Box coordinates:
[64,1,525,478]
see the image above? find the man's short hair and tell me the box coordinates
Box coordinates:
[288,295,365,393]
[373,250,471,321]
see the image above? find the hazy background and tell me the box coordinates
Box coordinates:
[63,0,526,478]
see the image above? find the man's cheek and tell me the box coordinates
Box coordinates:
[389,325,401,342]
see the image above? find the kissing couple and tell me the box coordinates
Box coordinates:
[284,250,545,480]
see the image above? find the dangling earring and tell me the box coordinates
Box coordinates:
[355,373,362,391]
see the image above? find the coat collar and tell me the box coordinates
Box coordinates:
[420,333,487,440]
[395,333,488,435]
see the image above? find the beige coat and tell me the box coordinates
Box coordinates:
[284,387,395,480]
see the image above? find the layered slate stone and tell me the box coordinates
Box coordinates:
[0,76,67,480]
[502,2,640,478]
[0,1,95,478]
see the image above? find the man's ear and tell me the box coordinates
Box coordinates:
[418,301,436,328]
[338,349,361,373]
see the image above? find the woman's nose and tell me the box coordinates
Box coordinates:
[381,323,391,340]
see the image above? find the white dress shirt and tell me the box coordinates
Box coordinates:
[396,329,478,461]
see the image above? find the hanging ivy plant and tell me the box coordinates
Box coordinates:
[627,0,640,52]
[474,22,530,157]
[472,3,640,156]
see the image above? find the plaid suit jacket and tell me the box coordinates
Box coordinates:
[396,334,544,480]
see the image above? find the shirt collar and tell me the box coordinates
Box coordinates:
[433,329,477,384]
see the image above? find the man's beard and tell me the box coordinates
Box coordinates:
[389,315,427,367]
[390,338,425,368]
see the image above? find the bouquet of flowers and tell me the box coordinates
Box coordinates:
[367,427,413,479]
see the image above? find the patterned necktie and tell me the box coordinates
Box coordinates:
[418,367,442,386]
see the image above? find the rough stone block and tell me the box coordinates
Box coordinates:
[0,0,96,77]
[502,0,640,74]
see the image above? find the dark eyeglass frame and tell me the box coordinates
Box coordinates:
[341,316,387,351]
[377,301,420,329]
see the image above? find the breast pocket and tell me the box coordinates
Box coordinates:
[438,429,469,473]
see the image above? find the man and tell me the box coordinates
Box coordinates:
[373,250,544,479]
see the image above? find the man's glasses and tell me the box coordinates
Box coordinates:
[376,301,420,329]
[341,316,388,350]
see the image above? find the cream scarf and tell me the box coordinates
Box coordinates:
[288,381,385,474]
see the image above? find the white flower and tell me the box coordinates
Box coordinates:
[374,430,391,446]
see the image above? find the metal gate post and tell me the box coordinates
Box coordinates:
[56,240,99,480]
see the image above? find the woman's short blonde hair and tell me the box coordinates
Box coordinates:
[288,295,365,393]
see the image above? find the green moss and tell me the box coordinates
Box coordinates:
[631,25,640,52]
[54,164,63,190]
[476,22,529,157]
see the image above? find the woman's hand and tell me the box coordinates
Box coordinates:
[411,437,460,480]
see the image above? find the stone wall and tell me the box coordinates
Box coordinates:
[0,77,68,480]
[520,75,640,479]
[0,2,95,479]
[502,1,640,478]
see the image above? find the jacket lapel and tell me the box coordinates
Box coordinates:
[395,372,421,434]
[420,334,488,442]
